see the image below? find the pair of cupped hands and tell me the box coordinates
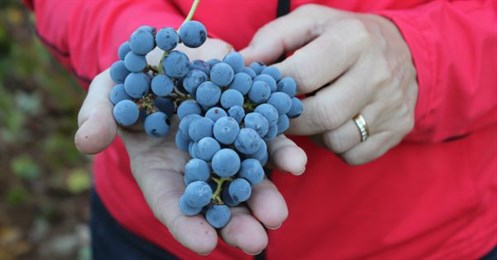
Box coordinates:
[75,5,417,255]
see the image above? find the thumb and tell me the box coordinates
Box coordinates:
[239,6,322,65]
[75,69,117,155]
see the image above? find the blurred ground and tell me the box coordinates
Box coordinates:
[1,1,92,259]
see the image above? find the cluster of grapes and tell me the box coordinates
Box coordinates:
[108,20,303,229]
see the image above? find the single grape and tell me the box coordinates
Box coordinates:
[254,74,277,93]
[113,100,139,126]
[261,66,282,81]
[163,50,191,78]
[244,112,269,137]
[287,97,303,118]
[195,81,221,108]
[239,159,264,186]
[195,137,221,161]
[206,58,221,68]
[175,131,190,152]
[179,21,207,48]
[189,142,198,159]
[228,178,252,203]
[277,114,290,135]
[109,84,131,105]
[227,106,245,124]
[118,41,131,60]
[179,195,203,216]
[248,81,271,104]
[248,140,268,165]
[213,116,240,145]
[154,97,175,116]
[221,188,239,207]
[220,89,244,109]
[191,59,211,75]
[249,61,266,74]
[177,100,202,120]
[264,124,278,141]
[110,60,130,84]
[241,67,257,79]
[205,205,231,229]
[183,181,212,208]
[223,52,244,73]
[151,74,174,97]
[188,117,214,142]
[228,72,253,95]
[183,69,208,95]
[129,28,155,55]
[179,114,202,139]
[124,72,150,99]
[124,52,147,72]
[254,103,279,126]
[210,62,235,86]
[267,92,292,115]
[234,128,262,155]
[155,27,179,51]
[277,77,297,97]
[144,111,170,137]
[211,149,241,177]
[184,158,211,184]
[205,107,227,122]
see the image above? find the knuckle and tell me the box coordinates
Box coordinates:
[310,102,340,130]
[324,131,348,154]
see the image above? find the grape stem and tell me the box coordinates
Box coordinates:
[211,176,232,204]
[183,0,201,25]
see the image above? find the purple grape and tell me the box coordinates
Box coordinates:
[220,89,244,109]
[234,128,262,155]
[155,27,179,51]
[244,112,269,137]
[163,50,191,78]
[124,52,147,72]
[277,77,297,97]
[210,62,234,86]
[223,52,244,73]
[213,116,240,145]
[205,205,231,229]
[211,149,240,177]
[113,100,139,126]
[228,72,253,95]
[196,81,221,108]
[184,158,211,184]
[183,69,208,95]
[254,74,277,93]
[110,60,130,84]
[228,106,245,124]
[287,97,303,118]
[179,21,207,48]
[239,159,264,185]
[129,28,155,55]
[195,137,221,161]
[177,100,202,120]
[248,81,271,104]
[144,111,170,137]
[118,41,131,60]
[109,84,131,105]
[183,181,212,208]
[188,117,214,141]
[254,103,279,126]
[124,72,150,99]
[151,74,174,97]
[205,107,227,122]
[267,92,292,115]
[261,66,282,81]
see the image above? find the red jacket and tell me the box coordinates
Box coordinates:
[27,0,497,259]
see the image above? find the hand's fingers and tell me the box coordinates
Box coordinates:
[340,131,400,165]
[322,118,363,154]
[268,135,307,175]
[120,127,219,255]
[74,70,117,155]
[239,6,327,64]
[287,61,372,135]
[219,207,268,255]
[273,18,367,94]
[247,178,288,229]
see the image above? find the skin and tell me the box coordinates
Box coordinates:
[74,4,418,256]
[241,5,418,165]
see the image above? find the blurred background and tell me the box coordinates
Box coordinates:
[1,1,92,259]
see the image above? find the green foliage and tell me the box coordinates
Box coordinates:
[11,154,40,180]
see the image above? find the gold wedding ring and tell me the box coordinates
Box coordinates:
[353,114,369,142]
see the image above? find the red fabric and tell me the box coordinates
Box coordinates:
[28,0,497,259]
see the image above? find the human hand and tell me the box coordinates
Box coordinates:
[241,4,418,165]
[74,38,307,255]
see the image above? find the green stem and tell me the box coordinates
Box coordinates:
[211,177,231,205]
[183,0,201,25]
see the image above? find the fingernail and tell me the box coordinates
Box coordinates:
[266,224,282,230]
[243,249,264,256]
[295,167,306,175]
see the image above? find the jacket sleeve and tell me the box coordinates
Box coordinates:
[377,0,497,142]
[26,0,185,90]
